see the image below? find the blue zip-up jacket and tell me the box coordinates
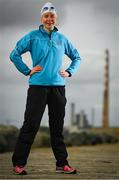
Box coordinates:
[10,25,81,86]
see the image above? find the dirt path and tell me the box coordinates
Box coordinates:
[0,144,119,179]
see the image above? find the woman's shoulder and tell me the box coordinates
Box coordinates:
[23,29,42,40]
[56,31,68,41]
[28,29,40,36]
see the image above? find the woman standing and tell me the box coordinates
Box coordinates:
[10,2,81,175]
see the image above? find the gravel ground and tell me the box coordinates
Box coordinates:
[0,143,119,179]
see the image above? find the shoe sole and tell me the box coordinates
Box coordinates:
[13,171,27,175]
[56,170,77,174]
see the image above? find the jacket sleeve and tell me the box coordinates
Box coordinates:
[64,38,81,76]
[9,33,31,76]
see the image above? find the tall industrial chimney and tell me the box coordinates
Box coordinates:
[71,103,76,125]
[102,49,110,128]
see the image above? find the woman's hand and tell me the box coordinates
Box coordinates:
[60,70,69,77]
[30,65,43,76]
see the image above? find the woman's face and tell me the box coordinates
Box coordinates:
[41,12,57,31]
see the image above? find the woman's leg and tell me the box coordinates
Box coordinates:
[47,87,69,167]
[12,86,47,166]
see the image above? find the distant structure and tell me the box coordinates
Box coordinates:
[76,110,91,129]
[71,103,90,129]
[91,108,95,128]
[71,103,76,125]
[102,49,110,128]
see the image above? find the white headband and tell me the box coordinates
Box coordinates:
[41,2,57,16]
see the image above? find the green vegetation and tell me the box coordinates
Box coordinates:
[0,124,18,153]
[0,124,118,153]
[64,131,118,146]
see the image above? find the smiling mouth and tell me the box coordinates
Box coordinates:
[46,24,54,26]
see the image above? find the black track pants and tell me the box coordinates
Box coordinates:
[12,86,68,167]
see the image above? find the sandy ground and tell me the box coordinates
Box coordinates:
[0,143,119,179]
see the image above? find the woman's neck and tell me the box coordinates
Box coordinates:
[43,26,54,33]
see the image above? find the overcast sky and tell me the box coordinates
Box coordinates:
[0,0,119,128]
